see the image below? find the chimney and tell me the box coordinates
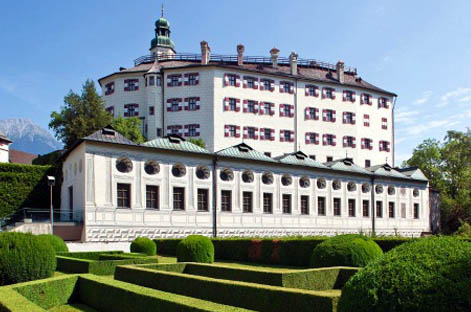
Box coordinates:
[270,47,280,68]
[336,60,345,84]
[237,44,245,66]
[289,51,298,75]
[200,41,211,65]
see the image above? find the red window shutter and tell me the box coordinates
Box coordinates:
[254,127,259,140]
[260,80,265,91]
[270,103,275,116]
[290,131,295,142]
[236,126,241,138]
[305,86,310,96]
[332,110,336,122]
[361,138,365,149]
[243,76,247,88]
[224,125,229,137]
[280,104,284,117]
[259,101,264,115]
[254,101,259,114]
[224,74,229,86]
[322,88,326,99]
[352,92,356,102]
[322,110,326,121]
[223,97,229,111]
[166,99,172,112]
[236,99,241,112]
[196,97,201,110]
[305,108,310,120]
[332,135,337,146]
[280,130,284,142]
[254,78,259,90]
[315,108,319,120]
[178,98,183,111]
[280,82,284,93]
[243,126,248,139]
[289,105,294,117]
[243,100,248,113]
[184,73,189,86]
[352,113,356,125]
[305,133,310,144]
[360,93,365,105]
[343,136,347,147]
[236,75,241,87]
[184,98,189,110]
[379,141,383,151]
[270,129,275,141]
[343,90,347,102]
[343,112,347,124]
[322,134,327,145]
[290,83,294,94]
[270,80,275,92]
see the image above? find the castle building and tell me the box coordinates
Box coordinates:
[99,13,396,167]
[60,127,430,242]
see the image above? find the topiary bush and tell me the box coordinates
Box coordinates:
[0,232,56,285]
[310,234,383,268]
[176,235,214,263]
[338,236,471,312]
[37,234,69,253]
[130,237,156,256]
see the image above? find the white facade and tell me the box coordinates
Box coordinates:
[0,134,12,163]
[60,130,429,242]
[99,15,396,167]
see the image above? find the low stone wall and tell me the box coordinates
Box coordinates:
[66,241,131,252]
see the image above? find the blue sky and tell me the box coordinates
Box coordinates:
[1,0,470,165]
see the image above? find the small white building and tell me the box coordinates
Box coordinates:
[0,131,12,163]
[60,126,430,242]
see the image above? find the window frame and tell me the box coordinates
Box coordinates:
[318,196,326,216]
[197,189,209,212]
[173,187,185,211]
[242,191,253,213]
[117,183,131,209]
[348,199,356,217]
[301,195,309,215]
[362,200,370,217]
[221,190,232,212]
[263,193,273,214]
[333,198,341,216]
[146,185,159,210]
[376,201,383,218]
[282,194,292,214]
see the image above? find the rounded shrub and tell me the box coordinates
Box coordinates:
[176,235,214,263]
[130,237,156,256]
[310,234,383,268]
[0,232,56,285]
[37,234,69,253]
[338,236,471,312]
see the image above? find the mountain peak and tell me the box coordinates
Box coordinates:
[0,118,63,155]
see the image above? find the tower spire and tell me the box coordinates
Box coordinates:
[161,4,164,17]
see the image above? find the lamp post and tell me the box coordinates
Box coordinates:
[47,176,55,234]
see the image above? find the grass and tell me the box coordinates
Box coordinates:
[48,304,98,312]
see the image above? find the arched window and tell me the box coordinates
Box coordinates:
[347,182,357,192]
[196,166,210,180]
[262,172,274,185]
[220,168,234,181]
[375,185,384,194]
[332,179,341,190]
[172,163,186,177]
[144,160,160,175]
[362,183,370,193]
[317,178,326,189]
[116,157,133,173]
[241,170,254,183]
[299,176,310,188]
[281,174,292,186]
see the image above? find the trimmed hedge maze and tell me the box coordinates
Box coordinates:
[114,263,345,312]
[56,251,158,275]
[0,274,254,312]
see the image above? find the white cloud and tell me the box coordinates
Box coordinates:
[404,119,460,136]
[437,87,471,108]
[395,109,420,124]
[413,91,432,105]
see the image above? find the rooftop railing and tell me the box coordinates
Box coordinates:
[134,53,357,74]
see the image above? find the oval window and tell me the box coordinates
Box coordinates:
[242,170,254,183]
[220,168,234,181]
[196,166,210,180]
[281,174,292,186]
[317,178,326,189]
[172,163,186,177]
[144,160,160,175]
[332,179,341,190]
[116,157,133,173]
[262,172,274,185]
[347,182,357,192]
[299,176,310,188]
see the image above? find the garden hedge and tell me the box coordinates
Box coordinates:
[0,232,56,285]
[338,236,471,312]
[156,236,410,267]
[115,265,340,312]
[310,234,383,268]
[0,163,61,218]
[177,235,214,263]
[130,237,156,256]
[56,251,157,275]
[0,274,252,312]
[37,234,68,253]
[142,262,358,291]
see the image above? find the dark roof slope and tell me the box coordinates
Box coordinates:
[9,149,37,165]
[84,125,137,146]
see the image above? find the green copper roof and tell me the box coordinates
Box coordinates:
[142,135,210,154]
[216,143,276,162]
[276,152,328,169]
[150,15,175,50]
[367,164,408,179]
[325,158,372,175]
[151,36,175,50]
[155,17,170,28]
[398,167,428,181]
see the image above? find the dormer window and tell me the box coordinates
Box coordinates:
[102,128,116,137]
[105,82,115,95]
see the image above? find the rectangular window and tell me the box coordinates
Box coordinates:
[334,198,341,216]
[197,189,209,211]
[326,156,333,162]
[170,75,180,87]
[326,134,334,146]
[188,73,198,85]
[117,183,131,208]
[345,112,354,124]
[301,195,309,215]
[263,102,271,115]
[173,187,185,211]
[284,131,291,142]
[264,128,271,140]
[376,201,383,218]
[363,138,372,150]
[263,79,271,91]
[365,160,371,168]
[307,133,317,144]
[282,82,291,93]
[363,200,369,217]
[309,108,317,120]
[348,199,356,217]
[378,97,389,108]
[106,106,114,116]
[414,203,420,219]
[380,141,390,152]
[323,87,335,99]
[308,85,317,96]
[345,90,353,101]
[105,82,115,95]
[282,194,292,214]
[188,98,197,111]
[362,93,371,105]
[326,110,334,122]
[247,100,255,113]
[318,197,326,216]
[228,74,236,86]
[229,125,236,137]
[243,191,253,213]
[221,190,232,212]
[171,99,179,112]
[364,114,370,127]
[146,185,159,209]
[124,79,139,91]
[149,76,155,86]
[389,202,395,218]
[149,106,155,116]
[263,193,273,214]
[401,203,406,218]
[188,124,197,137]
[283,105,291,117]
[229,98,237,111]
[247,77,255,88]
[247,127,256,139]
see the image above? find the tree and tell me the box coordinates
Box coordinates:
[111,116,146,144]
[49,79,112,148]
[189,138,206,148]
[404,129,471,233]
